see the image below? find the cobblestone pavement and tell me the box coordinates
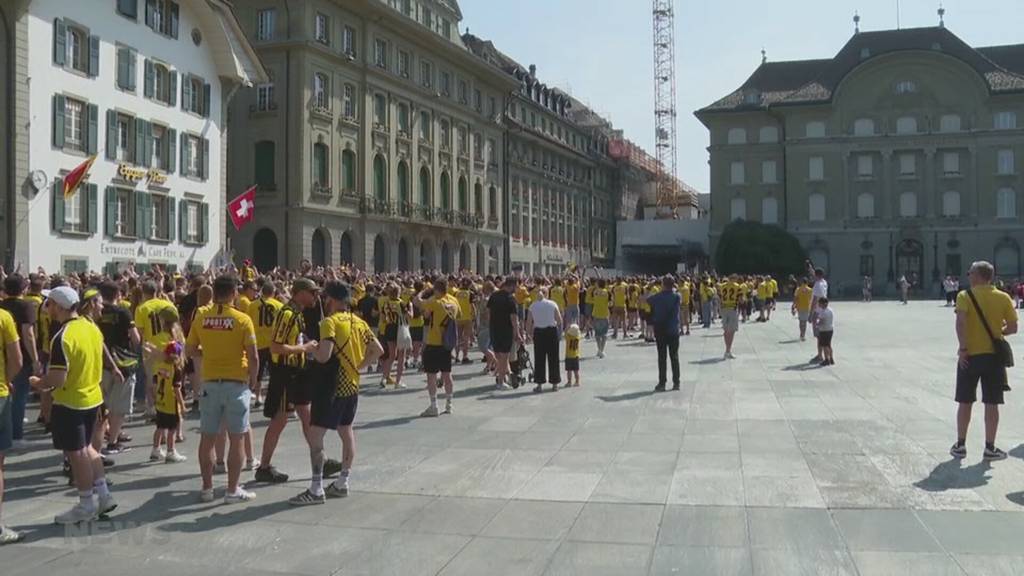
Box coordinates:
[3,301,1024,575]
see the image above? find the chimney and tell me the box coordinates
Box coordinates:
[529,64,537,77]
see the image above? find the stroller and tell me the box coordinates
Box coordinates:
[508,341,533,389]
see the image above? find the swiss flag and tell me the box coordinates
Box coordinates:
[227,186,256,231]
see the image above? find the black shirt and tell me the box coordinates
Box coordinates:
[487,290,517,337]
[0,297,37,360]
[302,297,324,341]
[358,295,379,326]
[98,303,138,369]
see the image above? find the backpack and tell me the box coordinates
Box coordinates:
[441,313,458,352]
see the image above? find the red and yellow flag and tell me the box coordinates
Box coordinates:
[63,155,96,198]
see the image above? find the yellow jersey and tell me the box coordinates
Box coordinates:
[319,311,376,397]
[678,282,691,305]
[565,283,580,306]
[135,298,177,344]
[185,303,256,382]
[237,295,253,313]
[0,309,19,397]
[456,289,474,321]
[590,288,611,319]
[565,333,581,360]
[550,286,565,310]
[769,278,779,296]
[612,284,628,308]
[270,302,307,368]
[515,286,531,307]
[794,285,813,312]
[757,283,772,300]
[150,331,181,416]
[422,294,461,346]
[248,297,283,350]
[718,282,743,310]
[380,297,406,326]
[49,316,105,410]
[699,283,715,302]
[956,286,1018,356]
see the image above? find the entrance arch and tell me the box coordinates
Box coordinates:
[311,228,328,267]
[488,246,499,274]
[895,239,923,285]
[476,244,485,273]
[398,237,410,271]
[441,241,452,273]
[420,240,435,271]
[340,231,353,266]
[252,228,278,271]
[459,243,471,271]
[373,234,388,272]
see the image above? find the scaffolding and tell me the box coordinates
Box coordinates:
[652,0,679,218]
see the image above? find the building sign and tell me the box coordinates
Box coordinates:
[544,253,566,263]
[101,242,187,260]
[118,164,168,186]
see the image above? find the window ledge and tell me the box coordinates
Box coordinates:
[897,174,918,181]
[59,229,92,238]
[942,172,963,179]
[996,172,1017,177]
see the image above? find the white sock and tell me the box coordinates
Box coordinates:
[78,489,96,510]
[93,478,110,499]
[310,475,324,496]
[429,396,437,408]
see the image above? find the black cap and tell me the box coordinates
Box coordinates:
[323,281,351,303]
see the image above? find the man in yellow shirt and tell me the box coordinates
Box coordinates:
[135,281,176,416]
[237,281,257,315]
[699,279,715,328]
[611,280,628,339]
[718,275,743,359]
[564,277,581,329]
[0,307,23,543]
[186,276,259,504]
[590,279,611,358]
[791,279,814,341]
[951,260,1019,461]
[678,278,692,336]
[455,279,476,365]
[248,282,283,408]
[414,278,461,417]
[289,281,382,505]
[30,287,115,524]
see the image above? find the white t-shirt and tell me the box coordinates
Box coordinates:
[812,279,828,299]
[528,299,561,329]
[816,307,834,331]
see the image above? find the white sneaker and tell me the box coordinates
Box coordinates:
[166,450,187,463]
[725,352,736,359]
[495,383,512,391]
[10,439,28,452]
[214,462,227,474]
[245,458,260,471]
[150,447,166,462]
[420,405,440,418]
[54,502,98,524]
[597,352,605,359]
[199,489,215,503]
[224,488,256,503]
[443,401,453,415]
[98,494,118,516]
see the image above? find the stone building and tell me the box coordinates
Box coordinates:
[227,0,515,273]
[697,25,1024,296]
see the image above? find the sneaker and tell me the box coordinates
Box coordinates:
[98,494,118,516]
[245,458,260,471]
[495,383,512,391]
[199,489,215,503]
[165,451,187,463]
[379,378,388,389]
[103,443,131,456]
[420,405,440,418]
[725,352,736,359]
[654,383,666,392]
[323,459,344,478]
[672,384,680,391]
[254,465,289,483]
[224,488,256,504]
[0,525,24,545]
[443,401,453,415]
[116,433,132,443]
[984,446,1008,461]
[949,443,967,458]
[809,356,822,364]
[461,358,472,365]
[395,381,407,389]
[150,447,166,462]
[533,385,543,393]
[597,352,605,359]
[551,384,559,391]
[288,489,325,506]
[54,502,97,525]
[214,461,227,474]
[325,481,349,499]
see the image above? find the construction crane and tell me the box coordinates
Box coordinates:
[652,0,679,219]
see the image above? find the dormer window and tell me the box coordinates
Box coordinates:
[895,80,917,95]
[743,92,760,105]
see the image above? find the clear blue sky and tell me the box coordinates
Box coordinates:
[458,0,1023,193]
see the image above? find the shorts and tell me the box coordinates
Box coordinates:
[477,328,491,354]
[410,326,424,342]
[798,310,810,323]
[564,304,580,326]
[155,410,180,430]
[956,354,1006,405]
[612,306,625,315]
[565,358,580,371]
[0,396,11,453]
[721,309,739,332]
[311,393,358,429]
[198,380,251,435]
[384,324,398,343]
[51,404,100,452]
[817,330,834,347]
[422,345,453,374]
[101,370,136,417]
[581,304,591,318]
[491,330,513,354]
[258,348,271,382]
[593,318,610,337]
[264,364,308,418]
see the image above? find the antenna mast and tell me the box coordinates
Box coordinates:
[653,0,678,218]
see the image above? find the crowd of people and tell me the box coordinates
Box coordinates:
[0,257,1017,543]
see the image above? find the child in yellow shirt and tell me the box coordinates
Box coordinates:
[147,308,187,463]
[564,324,582,387]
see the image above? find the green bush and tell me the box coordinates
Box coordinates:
[714,220,807,277]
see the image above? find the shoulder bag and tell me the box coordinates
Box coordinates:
[966,289,1014,369]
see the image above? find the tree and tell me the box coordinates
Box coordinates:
[715,220,806,278]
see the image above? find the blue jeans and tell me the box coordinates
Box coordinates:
[701,302,712,328]
[11,364,31,440]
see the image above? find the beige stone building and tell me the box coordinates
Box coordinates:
[697,26,1024,296]
[227,0,515,272]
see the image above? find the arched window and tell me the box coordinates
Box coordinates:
[808,193,825,221]
[313,142,329,188]
[474,182,483,216]
[805,121,826,138]
[761,197,778,224]
[857,193,875,219]
[341,149,356,191]
[311,228,327,266]
[373,154,386,201]
[440,172,451,210]
[896,116,917,135]
[730,197,746,221]
[419,166,431,207]
[853,118,875,136]
[397,161,409,205]
[488,185,497,219]
[899,192,917,218]
[997,188,1017,219]
[254,141,275,189]
[940,114,961,133]
[458,176,468,212]
[340,232,353,265]
[758,126,778,143]
[727,128,747,145]
[995,242,1020,277]
[942,191,960,217]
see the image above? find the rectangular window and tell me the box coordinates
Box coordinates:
[442,19,451,39]
[64,186,83,231]
[487,138,496,164]
[859,255,874,277]
[115,188,134,236]
[315,13,329,44]
[117,0,138,19]
[116,46,136,91]
[730,161,745,185]
[474,133,482,161]
[398,50,410,78]
[458,126,467,155]
[761,160,777,184]
[256,9,275,41]
[808,156,824,181]
[374,94,387,126]
[185,202,200,243]
[899,153,916,176]
[374,38,388,69]
[474,89,482,112]
[65,97,85,152]
[342,84,355,119]
[398,104,409,133]
[440,119,450,149]
[184,134,201,177]
[489,96,497,118]
[256,83,274,111]
[420,61,433,89]
[150,123,165,168]
[116,114,133,162]
[458,80,467,104]
[440,71,451,96]
[419,111,431,141]
[994,111,1017,130]
[342,26,355,56]
[944,152,960,175]
[151,194,169,240]
[184,75,206,115]
[147,0,179,38]
[66,25,89,74]
[857,154,873,177]
[998,149,1015,175]
[313,73,329,110]
[422,6,432,28]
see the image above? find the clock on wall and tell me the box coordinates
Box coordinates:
[30,169,48,192]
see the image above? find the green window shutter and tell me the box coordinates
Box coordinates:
[117,0,138,19]
[144,59,153,98]
[88,35,100,77]
[134,190,148,238]
[182,77,192,113]
[52,94,66,148]
[53,19,66,66]
[144,0,155,29]
[202,138,210,180]
[167,128,176,173]
[202,83,211,118]
[167,197,176,242]
[127,49,137,91]
[168,70,177,107]
[180,132,187,175]
[87,183,98,234]
[143,121,154,168]
[169,2,179,39]
[105,109,117,160]
[134,118,147,167]
[178,199,187,242]
[87,104,98,155]
[52,179,65,233]
[200,202,209,244]
[104,186,117,237]
[116,47,128,89]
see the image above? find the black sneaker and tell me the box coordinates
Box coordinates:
[101,455,115,467]
[672,384,680,391]
[533,385,543,393]
[323,459,344,478]
[949,443,967,458]
[654,384,666,392]
[983,446,1008,461]
[254,466,289,483]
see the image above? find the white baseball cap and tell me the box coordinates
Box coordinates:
[45,286,80,310]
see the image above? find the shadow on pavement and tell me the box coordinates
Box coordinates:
[914,459,992,491]
[777,339,802,344]
[596,390,654,403]
[689,358,725,365]
[1006,491,1024,507]
[354,416,418,430]
[1008,444,1024,460]
[781,363,822,372]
